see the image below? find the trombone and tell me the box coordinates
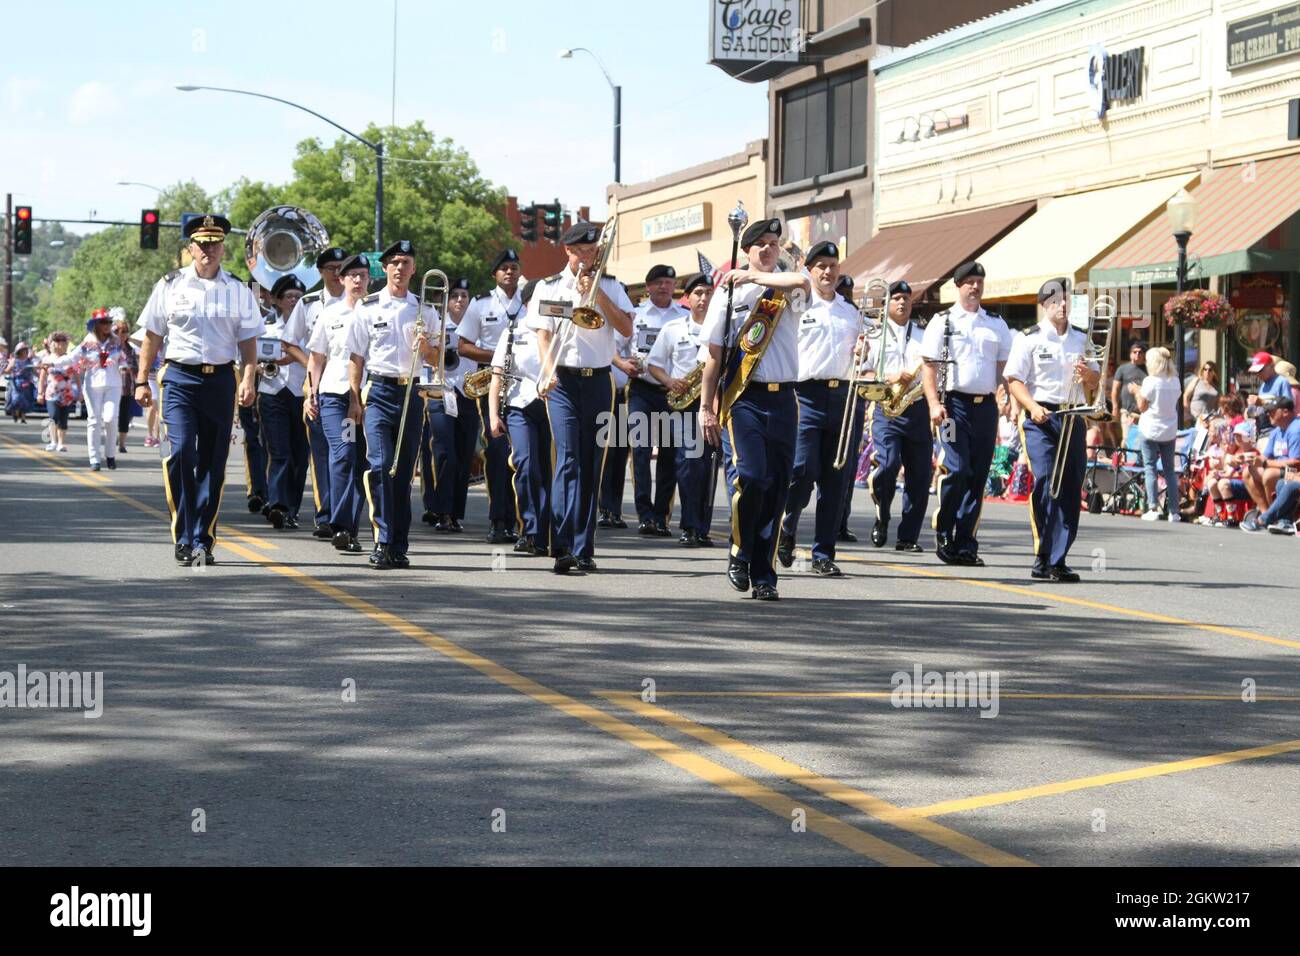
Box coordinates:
[1048,292,1116,498]
[833,276,889,470]
[390,269,449,478]
[536,216,618,392]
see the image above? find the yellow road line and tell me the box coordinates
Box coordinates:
[0,433,277,551]
[214,541,930,866]
[597,691,1033,867]
[834,552,1300,651]
[591,690,1300,702]
[2,433,930,866]
[908,737,1300,818]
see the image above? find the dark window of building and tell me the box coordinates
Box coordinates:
[780,68,867,184]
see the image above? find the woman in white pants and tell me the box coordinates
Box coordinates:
[75,309,130,472]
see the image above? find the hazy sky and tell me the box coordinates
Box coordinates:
[3,0,769,234]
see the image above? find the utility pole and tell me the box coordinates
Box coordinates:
[4,193,13,348]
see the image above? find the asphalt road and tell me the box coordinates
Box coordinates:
[1,415,1297,866]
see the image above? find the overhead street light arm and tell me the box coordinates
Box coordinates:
[176,85,380,151]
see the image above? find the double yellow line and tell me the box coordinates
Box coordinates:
[0,430,1021,866]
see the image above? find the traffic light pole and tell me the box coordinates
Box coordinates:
[4,193,13,348]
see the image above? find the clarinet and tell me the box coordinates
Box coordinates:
[938,309,952,406]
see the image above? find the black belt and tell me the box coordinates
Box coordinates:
[557,365,610,377]
[368,373,411,386]
[745,380,794,393]
[948,390,994,403]
[630,377,665,391]
[802,378,846,389]
[173,361,232,374]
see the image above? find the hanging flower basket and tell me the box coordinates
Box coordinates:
[1164,289,1235,329]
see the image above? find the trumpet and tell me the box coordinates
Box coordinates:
[833,276,889,470]
[1048,293,1116,499]
[390,269,449,478]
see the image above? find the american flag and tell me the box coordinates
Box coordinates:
[697,250,731,286]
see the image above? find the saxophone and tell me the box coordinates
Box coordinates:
[666,362,705,411]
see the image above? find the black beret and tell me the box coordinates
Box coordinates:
[952,261,986,284]
[338,253,371,274]
[804,240,839,265]
[562,221,601,245]
[740,217,782,250]
[450,277,471,292]
[270,275,306,298]
[380,239,415,262]
[684,273,713,294]
[645,264,677,283]
[836,275,854,292]
[317,247,349,267]
[184,214,231,242]
[888,280,912,298]
[1037,277,1070,304]
[490,249,520,273]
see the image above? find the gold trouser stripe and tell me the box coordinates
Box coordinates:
[425,401,438,492]
[1017,411,1041,555]
[158,370,180,543]
[725,414,743,557]
[305,403,323,513]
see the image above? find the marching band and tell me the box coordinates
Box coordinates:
[131,206,1114,591]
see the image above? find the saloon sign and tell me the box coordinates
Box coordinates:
[709,0,802,82]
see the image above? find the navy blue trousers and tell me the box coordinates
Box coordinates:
[319,392,367,536]
[160,362,236,551]
[507,398,552,545]
[258,388,308,517]
[868,400,934,544]
[421,398,457,515]
[933,393,998,554]
[629,379,676,523]
[783,380,858,562]
[674,398,713,535]
[720,383,797,588]
[476,394,513,525]
[599,387,629,518]
[547,369,615,559]
[305,409,331,527]
[362,379,424,555]
[1021,410,1086,570]
[238,400,268,501]
[452,389,480,522]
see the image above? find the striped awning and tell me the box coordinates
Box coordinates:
[1090,153,1300,284]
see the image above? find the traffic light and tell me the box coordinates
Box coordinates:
[541,202,562,242]
[13,206,32,255]
[140,209,160,250]
[519,204,537,242]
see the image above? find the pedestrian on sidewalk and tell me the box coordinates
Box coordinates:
[38,332,78,451]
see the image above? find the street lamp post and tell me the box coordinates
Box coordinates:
[1166,188,1198,425]
[176,85,384,251]
[116,181,164,194]
[559,48,621,185]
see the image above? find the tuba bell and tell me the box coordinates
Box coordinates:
[245,205,330,293]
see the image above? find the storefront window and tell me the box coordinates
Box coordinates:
[780,68,867,184]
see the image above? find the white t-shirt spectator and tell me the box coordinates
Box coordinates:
[1138,375,1180,442]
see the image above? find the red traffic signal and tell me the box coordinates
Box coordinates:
[13,205,33,254]
[16,207,31,220]
[140,208,160,250]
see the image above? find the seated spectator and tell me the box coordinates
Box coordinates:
[1203,421,1255,526]
[1246,351,1291,426]
[1241,397,1300,532]
[1217,391,1246,428]
[1275,360,1300,410]
[1256,476,1299,535]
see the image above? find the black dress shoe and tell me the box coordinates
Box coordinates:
[576,557,597,573]
[434,515,454,533]
[895,541,923,553]
[837,528,858,543]
[956,551,985,567]
[486,524,509,544]
[106,458,116,470]
[637,519,657,536]
[752,583,780,601]
[1030,566,1051,580]
[653,519,672,538]
[513,536,538,555]
[679,531,698,547]
[609,516,628,529]
[449,518,464,533]
[776,533,795,568]
[694,532,714,547]
[504,527,518,542]
[870,519,887,548]
[597,511,614,529]
[313,523,334,539]
[811,558,843,577]
[332,530,351,551]
[247,496,265,513]
[553,552,577,574]
[284,514,300,530]
[1050,565,1080,582]
[267,508,287,530]
[390,552,411,569]
[936,543,961,565]
[369,548,394,570]
[422,510,437,525]
[343,535,363,554]
[727,558,750,592]
[174,543,193,564]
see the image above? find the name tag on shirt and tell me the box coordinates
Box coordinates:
[539,300,573,319]
[1034,347,1054,359]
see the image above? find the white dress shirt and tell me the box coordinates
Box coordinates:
[525,266,634,369]
[1003,320,1097,405]
[700,281,801,383]
[458,285,523,354]
[346,287,430,377]
[621,300,688,383]
[919,304,1012,396]
[490,321,542,410]
[866,317,926,379]
[257,306,309,397]
[795,290,861,381]
[647,315,707,380]
[138,264,262,364]
[307,298,365,396]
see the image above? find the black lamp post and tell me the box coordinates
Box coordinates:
[559,48,621,185]
[1165,188,1198,425]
